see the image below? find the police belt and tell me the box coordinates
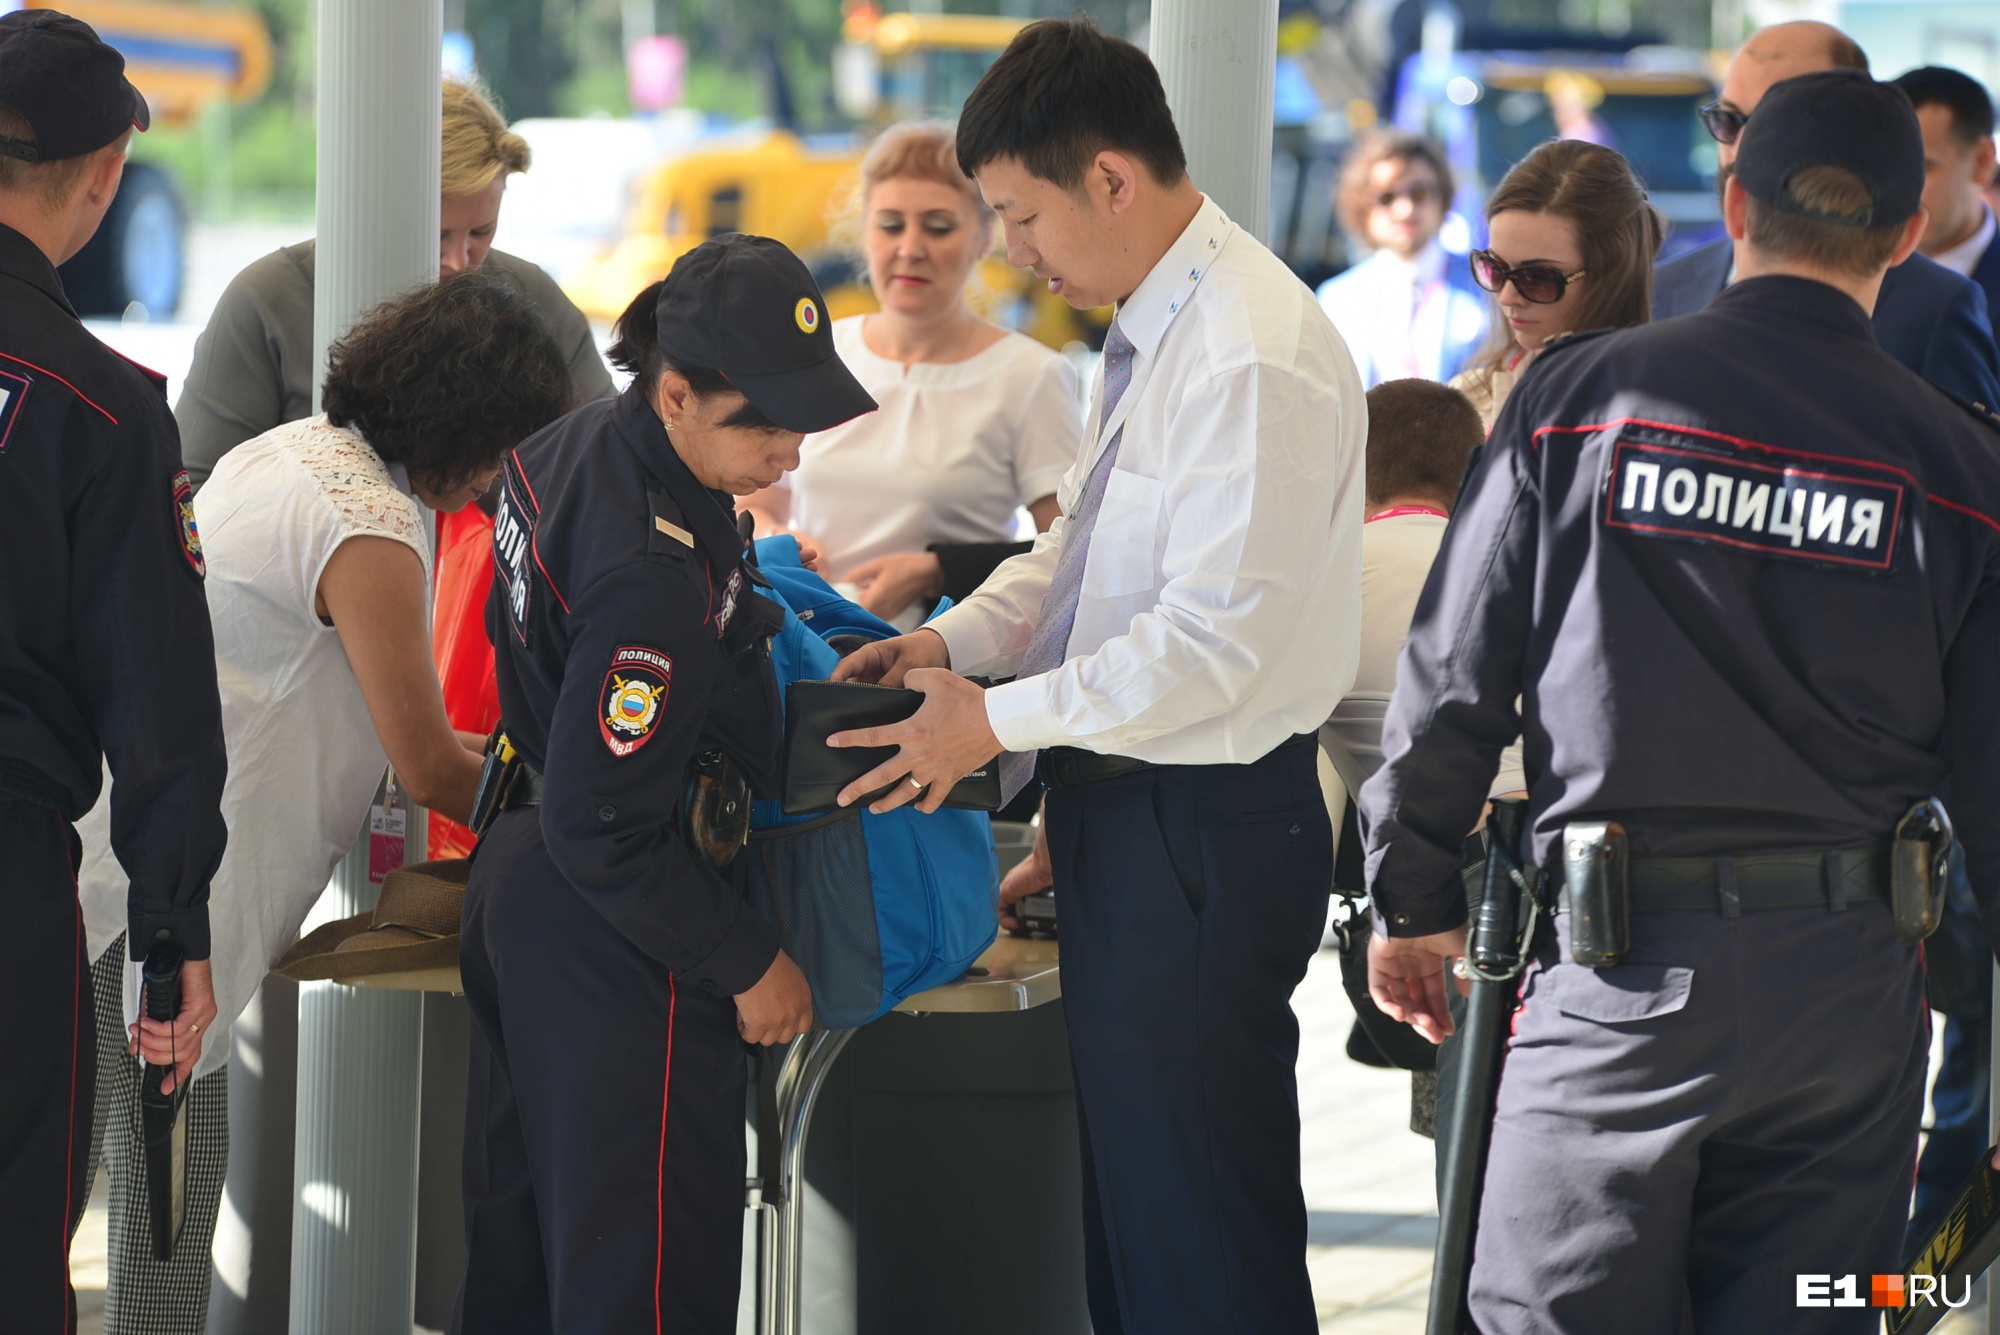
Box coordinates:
[1557,845,1891,915]
[497,761,544,812]
[1038,747,1159,789]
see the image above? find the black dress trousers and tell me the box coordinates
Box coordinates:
[0,798,94,1335]
[1043,734,1331,1335]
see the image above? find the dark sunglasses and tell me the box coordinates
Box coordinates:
[1470,250,1586,304]
[1699,101,1750,146]
[1374,184,1438,209]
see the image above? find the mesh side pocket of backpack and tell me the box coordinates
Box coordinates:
[743,814,886,1029]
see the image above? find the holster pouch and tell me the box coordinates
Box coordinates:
[467,731,519,839]
[1563,820,1630,968]
[682,748,751,870]
[1892,797,1955,947]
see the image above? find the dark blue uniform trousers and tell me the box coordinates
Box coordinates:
[1,799,93,1335]
[1469,905,1926,1334]
[452,808,747,1334]
[1042,735,1330,1335]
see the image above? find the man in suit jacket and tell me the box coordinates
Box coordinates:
[1653,23,2000,410]
[1893,66,2000,327]
[1886,62,2000,1259]
[1316,131,1489,386]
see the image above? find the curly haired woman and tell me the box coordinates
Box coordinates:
[72,274,572,1335]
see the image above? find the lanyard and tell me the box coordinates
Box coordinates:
[1367,505,1450,523]
[1087,210,1231,462]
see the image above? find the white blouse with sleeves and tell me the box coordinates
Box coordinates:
[780,316,1080,578]
[76,415,433,1082]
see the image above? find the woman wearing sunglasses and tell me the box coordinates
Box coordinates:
[1453,138,1666,428]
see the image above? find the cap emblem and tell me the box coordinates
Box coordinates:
[794,297,821,335]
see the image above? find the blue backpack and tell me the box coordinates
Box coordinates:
[741,537,998,1028]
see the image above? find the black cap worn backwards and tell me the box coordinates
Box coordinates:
[1734,69,1924,229]
[0,9,150,165]
[654,233,877,435]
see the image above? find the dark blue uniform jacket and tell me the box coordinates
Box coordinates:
[1655,238,2000,411]
[0,223,225,959]
[1362,276,2000,945]
[488,386,784,996]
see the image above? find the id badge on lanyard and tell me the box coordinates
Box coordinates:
[1082,218,1229,471]
[368,771,408,884]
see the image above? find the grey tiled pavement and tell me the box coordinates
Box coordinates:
[1295,947,1440,1331]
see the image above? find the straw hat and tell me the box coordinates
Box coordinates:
[275,858,469,983]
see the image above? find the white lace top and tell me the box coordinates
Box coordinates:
[77,416,432,1082]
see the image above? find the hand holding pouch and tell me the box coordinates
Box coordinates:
[782,679,1002,816]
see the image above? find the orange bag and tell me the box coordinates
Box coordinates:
[430,506,500,860]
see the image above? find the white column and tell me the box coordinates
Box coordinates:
[1149,0,1278,244]
[292,0,441,1328]
[289,804,428,1333]
[311,0,442,405]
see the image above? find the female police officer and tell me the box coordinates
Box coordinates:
[453,234,876,1333]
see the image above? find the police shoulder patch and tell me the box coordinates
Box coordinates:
[173,469,205,577]
[1601,420,1904,573]
[0,366,29,454]
[600,644,673,757]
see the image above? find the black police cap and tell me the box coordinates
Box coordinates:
[1734,69,1924,229]
[654,234,877,436]
[0,9,150,165]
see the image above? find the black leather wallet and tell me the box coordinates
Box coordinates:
[782,679,1003,816]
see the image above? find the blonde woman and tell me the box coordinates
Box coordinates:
[174,76,611,481]
[746,121,1079,628]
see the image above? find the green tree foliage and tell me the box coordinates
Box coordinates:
[465,0,846,126]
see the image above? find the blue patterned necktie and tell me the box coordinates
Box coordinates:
[997,321,1138,802]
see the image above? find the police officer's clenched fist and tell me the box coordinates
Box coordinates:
[735,950,815,1045]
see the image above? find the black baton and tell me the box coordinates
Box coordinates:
[140,942,190,1261]
[1428,796,1536,1335]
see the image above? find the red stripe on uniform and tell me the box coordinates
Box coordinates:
[655,974,677,1335]
[532,537,571,615]
[0,352,118,425]
[509,449,542,512]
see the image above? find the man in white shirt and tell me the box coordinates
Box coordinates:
[827,18,1365,1334]
[1315,130,1488,387]
[1892,66,2000,322]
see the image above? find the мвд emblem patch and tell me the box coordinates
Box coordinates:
[173,469,205,577]
[599,645,672,757]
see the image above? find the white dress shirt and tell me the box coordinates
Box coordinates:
[929,194,1367,765]
[1315,240,1487,386]
[1934,206,1997,279]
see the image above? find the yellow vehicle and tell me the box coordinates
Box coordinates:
[33,0,273,315]
[566,10,1112,350]
[565,130,866,325]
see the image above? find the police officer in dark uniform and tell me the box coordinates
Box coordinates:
[452,234,875,1333]
[1362,71,2000,1332]
[0,10,227,1327]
